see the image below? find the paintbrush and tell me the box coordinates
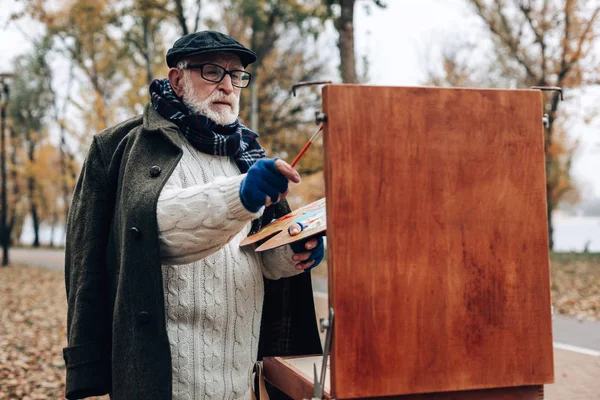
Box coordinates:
[290,125,323,168]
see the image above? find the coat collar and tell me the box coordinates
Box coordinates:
[142,103,184,150]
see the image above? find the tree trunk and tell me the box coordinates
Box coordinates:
[27,138,40,248]
[58,119,75,227]
[1,94,9,266]
[30,198,40,248]
[9,127,20,246]
[250,69,259,132]
[543,92,562,251]
[249,18,263,133]
[10,214,25,248]
[142,16,154,85]
[546,187,554,250]
[544,120,554,251]
[49,212,56,248]
[174,0,189,35]
[336,0,358,83]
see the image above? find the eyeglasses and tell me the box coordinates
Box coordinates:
[185,63,252,88]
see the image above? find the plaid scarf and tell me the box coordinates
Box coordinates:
[149,78,265,173]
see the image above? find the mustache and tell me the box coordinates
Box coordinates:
[208,91,236,106]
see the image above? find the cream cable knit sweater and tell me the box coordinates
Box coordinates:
[157,139,301,400]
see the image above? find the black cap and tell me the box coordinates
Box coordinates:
[166,30,257,68]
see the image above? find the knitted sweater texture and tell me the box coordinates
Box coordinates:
[157,139,300,400]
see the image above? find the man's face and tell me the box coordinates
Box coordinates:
[180,52,244,125]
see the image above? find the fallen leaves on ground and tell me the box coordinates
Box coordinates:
[0,264,108,400]
[551,254,600,321]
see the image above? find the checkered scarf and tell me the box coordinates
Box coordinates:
[149,78,265,173]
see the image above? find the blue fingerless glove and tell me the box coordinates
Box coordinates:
[240,159,289,213]
[290,230,325,273]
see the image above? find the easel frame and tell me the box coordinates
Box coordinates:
[264,84,554,400]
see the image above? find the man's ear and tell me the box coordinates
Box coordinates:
[168,68,185,97]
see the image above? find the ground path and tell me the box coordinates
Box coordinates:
[10,248,600,399]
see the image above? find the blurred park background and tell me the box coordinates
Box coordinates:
[0,0,599,399]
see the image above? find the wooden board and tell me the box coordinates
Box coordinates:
[240,198,326,251]
[322,85,554,399]
[263,356,332,399]
[263,356,544,400]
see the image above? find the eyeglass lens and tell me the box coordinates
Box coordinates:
[202,64,250,88]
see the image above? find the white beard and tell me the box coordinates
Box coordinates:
[182,74,240,125]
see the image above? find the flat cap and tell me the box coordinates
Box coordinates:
[166,30,257,68]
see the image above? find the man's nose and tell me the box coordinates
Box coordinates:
[217,74,234,94]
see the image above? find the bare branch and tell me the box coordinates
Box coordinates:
[193,0,202,32]
[559,0,572,76]
[468,0,539,81]
[569,6,600,66]
[173,0,189,35]
[518,3,544,43]
[142,2,179,20]
[517,2,547,82]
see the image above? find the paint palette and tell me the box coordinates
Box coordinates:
[240,197,326,252]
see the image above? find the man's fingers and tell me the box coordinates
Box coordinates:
[264,194,281,208]
[304,239,318,250]
[292,251,311,262]
[288,223,302,236]
[296,259,315,270]
[274,159,301,183]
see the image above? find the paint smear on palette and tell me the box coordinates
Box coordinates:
[295,204,326,232]
[254,199,326,252]
[240,198,326,251]
[239,208,304,246]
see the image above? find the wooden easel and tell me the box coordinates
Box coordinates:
[263,85,554,399]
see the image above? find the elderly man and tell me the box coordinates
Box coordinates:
[63,31,324,400]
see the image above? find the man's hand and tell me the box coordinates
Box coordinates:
[290,235,325,272]
[266,159,301,207]
[240,158,300,212]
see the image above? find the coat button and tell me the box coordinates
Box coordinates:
[137,311,152,325]
[130,226,141,239]
[149,165,162,177]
